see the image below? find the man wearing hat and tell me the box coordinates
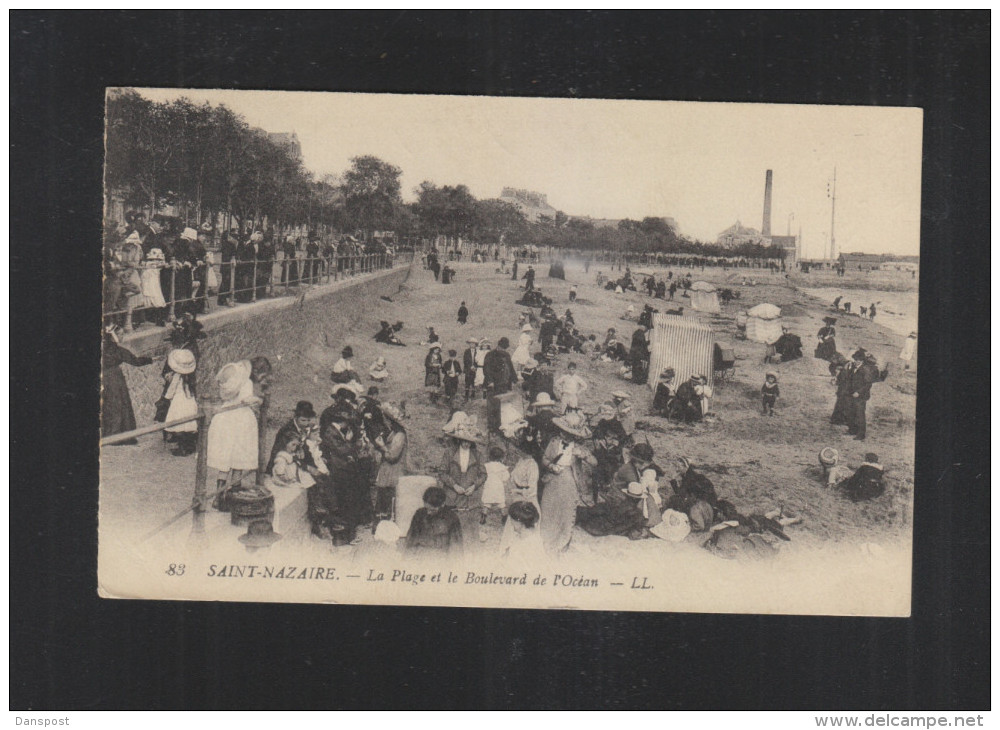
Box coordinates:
[484,337,518,432]
[168,227,199,317]
[462,337,479,400]
[847,349,877,440]
[673,375,707,423]
[523,392,560,463]
[312,402,370,544]
[266,400,319,475]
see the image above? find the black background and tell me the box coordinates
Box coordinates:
[10,11,989,710]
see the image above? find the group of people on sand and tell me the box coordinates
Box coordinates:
[102,247,898,558]
[831,295,878,320]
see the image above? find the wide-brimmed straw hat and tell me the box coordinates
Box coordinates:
[449,423,484,444]
[532,392,556,408]
[381,402,405,426]
[612,390,631,401]
[819,447,839,467]
[623,481,646,498]
[552,416,591,440]
[521,323,533,332]
[167,348,196,375]
[180,227,199,242]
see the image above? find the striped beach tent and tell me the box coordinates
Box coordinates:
[647,314,715,390]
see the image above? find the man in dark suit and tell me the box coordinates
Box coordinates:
[483,337,518,432]
[462,337,478,400]
[847,349,877,440]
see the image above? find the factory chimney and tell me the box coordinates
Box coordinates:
[762,169,773,237]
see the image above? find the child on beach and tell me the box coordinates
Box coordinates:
[442,349,462,401]
[271,434,317,488]
[761,371,780,416]
[424,344,443,402]
[163,348,198,456]
[479,446,510,542]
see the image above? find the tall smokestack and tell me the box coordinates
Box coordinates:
[762,169,773,237]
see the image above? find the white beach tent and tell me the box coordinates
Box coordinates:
[745,302,783,344]
[648,314,715,389]
[690,280,721,313]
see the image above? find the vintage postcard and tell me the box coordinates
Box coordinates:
[99,90,921,614]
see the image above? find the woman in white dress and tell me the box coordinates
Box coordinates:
[139,247,167,326]
[207,358,270,500]
[511,324,533,369]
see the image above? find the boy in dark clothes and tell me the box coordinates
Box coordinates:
[442,349,462,400]
[761,372,780,416]
[457,301,469,324]
[406,486,464,554]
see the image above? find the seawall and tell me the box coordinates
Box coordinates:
[119,263,413,424]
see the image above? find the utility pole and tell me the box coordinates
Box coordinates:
[827,167,837,261]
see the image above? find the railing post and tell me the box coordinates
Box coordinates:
[251,258,258,302]
[256,391,270,486]
[168,266,176,322]
[193,412,209,512]
[228,259,236,306]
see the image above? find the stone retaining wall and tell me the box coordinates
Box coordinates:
[119,264,412,424]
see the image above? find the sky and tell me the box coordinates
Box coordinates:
[132,89,923,258]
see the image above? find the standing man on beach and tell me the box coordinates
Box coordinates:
[847,349,877,441]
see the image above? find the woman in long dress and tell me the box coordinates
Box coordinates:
[207,358,271,497]
[140,247,167,326]
[101,327,153,442]
[511,325,533,369]
[539,416,597,555]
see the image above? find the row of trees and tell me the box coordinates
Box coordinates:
[104,90,784,259]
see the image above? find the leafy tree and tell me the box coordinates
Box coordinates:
[341,155,403,239]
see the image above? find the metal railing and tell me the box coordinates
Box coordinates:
[104,251,413,330]
[101,395,271,542]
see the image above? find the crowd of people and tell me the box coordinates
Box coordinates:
[103,212,397,333]
[102,243,899,561]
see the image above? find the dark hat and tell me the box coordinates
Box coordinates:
[294,400,316,418]
[823,316,838,325]
[342,346,354,358]
[864,452,879,463]
[631,443,654,462]
[238,519,282,548]
[498,337,510,349]
[852,348,867,361]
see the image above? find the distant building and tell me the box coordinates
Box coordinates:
[500,187,558,223]
[839,252,891,271]
[768,234,799,265]
[251,128,302,160]
[716,220,768,247]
